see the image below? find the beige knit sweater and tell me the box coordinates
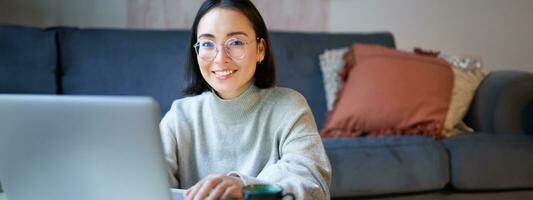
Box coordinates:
[159,85,331,200]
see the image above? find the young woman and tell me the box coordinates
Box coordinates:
[159,0,331,199]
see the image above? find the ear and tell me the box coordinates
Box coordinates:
[257,38,266,62]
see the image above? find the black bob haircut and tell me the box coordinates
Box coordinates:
[182,0,276,95]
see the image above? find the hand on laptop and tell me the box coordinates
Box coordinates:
[184,174,244,200]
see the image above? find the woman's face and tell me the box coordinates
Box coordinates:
[196,8,265,99]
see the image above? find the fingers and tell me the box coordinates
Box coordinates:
[221,185,242,200]
[184,177,205,199]
[206,181,230,200]
[194,178,223,200]
[186,175,222,200]
[184,174,244,200]
[184,179,202,199]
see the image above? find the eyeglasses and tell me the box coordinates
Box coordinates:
[193,37,259,61]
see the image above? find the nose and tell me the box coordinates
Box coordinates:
[214,45,231,63]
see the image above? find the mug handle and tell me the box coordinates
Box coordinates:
[282,192,295,200]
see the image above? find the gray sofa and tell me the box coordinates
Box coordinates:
[1,24,533,199]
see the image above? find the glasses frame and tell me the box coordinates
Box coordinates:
[193,37,260,61]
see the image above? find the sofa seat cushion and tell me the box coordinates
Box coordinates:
[0,25,57,94]
[323,136,449,197]
[57,28,189,116]
[443,133,533,190]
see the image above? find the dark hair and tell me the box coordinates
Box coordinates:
[182,0,276,95]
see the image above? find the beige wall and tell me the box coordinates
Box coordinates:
[329,0,533,72]
[59,0,127,28]
[0,0,60,27]
[0,0,127,28]
[127,0,202,29]
[0,0,327,30]
[0,0,531,72]
[127,0,328,31]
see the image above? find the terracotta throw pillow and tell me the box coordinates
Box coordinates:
[321,44,454,139]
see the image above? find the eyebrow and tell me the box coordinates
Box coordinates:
[198,32,249,39]
[227,32,248,37]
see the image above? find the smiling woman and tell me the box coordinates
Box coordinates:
[192,7,265,99]
[182,0,275,99]
[158,0,331,200]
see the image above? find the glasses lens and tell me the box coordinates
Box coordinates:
[196,40,216,61]
[226,38,246,59]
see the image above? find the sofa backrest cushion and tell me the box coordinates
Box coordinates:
[0,25,57,94]
[269,32,395,129]
[57,28,189,117]
[56,28,395,122]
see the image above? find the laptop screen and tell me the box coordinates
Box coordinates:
[0,95,172,200]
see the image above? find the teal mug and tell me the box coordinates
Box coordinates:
[243,184,295,200]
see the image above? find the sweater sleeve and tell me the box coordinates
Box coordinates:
[230,95,332,200]
[159,106,180,188]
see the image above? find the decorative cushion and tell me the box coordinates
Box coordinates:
[319,47,349,111]
[439,54,485,137]
[321,44,453,139]
[319,46,486,138]
[414,48,487,137]
[270,32,396,130]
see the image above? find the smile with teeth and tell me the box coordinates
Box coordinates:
[212,69,237,76]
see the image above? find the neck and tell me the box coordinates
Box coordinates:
[208,84,261,123]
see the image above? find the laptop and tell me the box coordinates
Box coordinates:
[0,95,180,200]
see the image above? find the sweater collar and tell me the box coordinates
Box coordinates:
[208,84,260,123]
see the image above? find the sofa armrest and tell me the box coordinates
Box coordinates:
[464,70,533,134]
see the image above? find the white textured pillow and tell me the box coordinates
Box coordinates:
[319,47,349,111]
[439,54,486,137]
